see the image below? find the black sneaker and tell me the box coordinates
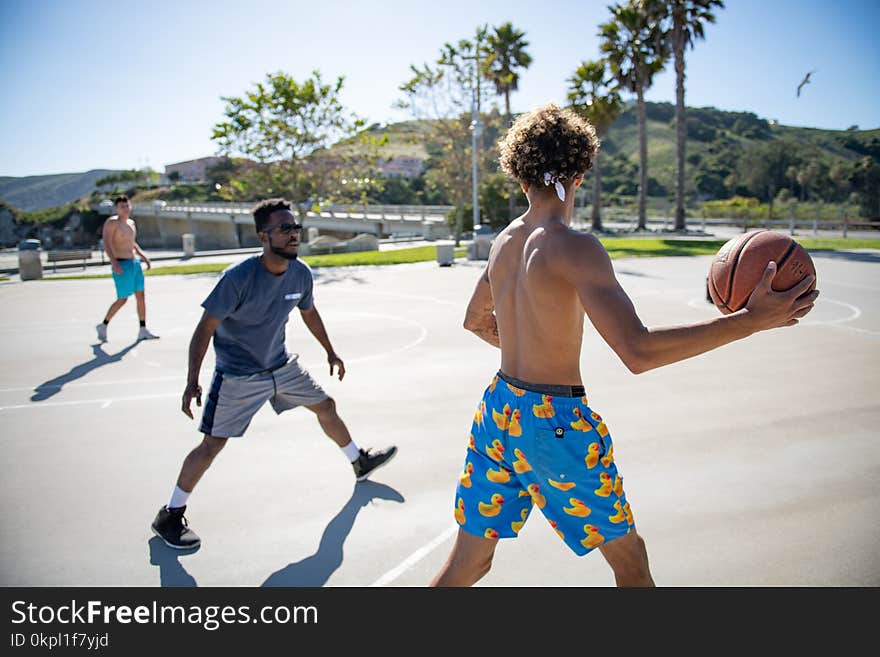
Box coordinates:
[151,505,201,550]
[352,446,398,482]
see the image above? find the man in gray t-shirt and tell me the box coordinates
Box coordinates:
[151,198,397,550]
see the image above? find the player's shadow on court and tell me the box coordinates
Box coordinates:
[261,480,405,587]
[148,536,199,587]
[31,341,139,401]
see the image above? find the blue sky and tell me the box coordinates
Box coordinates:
[1,0,877,177]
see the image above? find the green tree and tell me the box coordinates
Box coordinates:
[211,70,383,223]
[400,31,495,245]
[739,140,801,219]
[849,157,879,217]
[482,21,533,222]
[600,0,668,229]
[568,59,624,231]
[656,0,725,230]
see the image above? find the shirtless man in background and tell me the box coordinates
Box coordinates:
[96,195,159,342]
[430,103,818,587]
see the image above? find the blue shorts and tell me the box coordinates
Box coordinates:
[454,372,635,556]
[112,258,145,298]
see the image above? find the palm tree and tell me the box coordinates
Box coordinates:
[600,1,668,230]
[482,22,533,222]
[568,60,624,231]
[658,0,724,230]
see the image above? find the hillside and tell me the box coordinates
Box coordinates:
[0,169,121,212]
[3,104,877,214]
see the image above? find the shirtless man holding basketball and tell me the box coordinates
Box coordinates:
[96,195,159,342]
[431,103,818,587]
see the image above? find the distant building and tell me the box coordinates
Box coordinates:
[376,156,424,179]
[164,156,228,183]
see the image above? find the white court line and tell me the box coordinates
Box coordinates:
[331,287,461,307]
[300,312,430,369]
[370,524,458,587]
[0,392,178,412]
[687,295,879,335]
[0,375,181,394]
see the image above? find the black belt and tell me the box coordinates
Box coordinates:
[497,371,585,398]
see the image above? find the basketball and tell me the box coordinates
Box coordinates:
[707,230,816,314]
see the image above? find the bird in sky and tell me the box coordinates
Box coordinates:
[797,70,816,98]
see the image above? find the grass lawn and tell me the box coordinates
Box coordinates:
[34,238,880,281]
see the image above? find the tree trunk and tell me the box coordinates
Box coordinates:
[674,19,687,231]
[506,90,517,223]
[592,152,603,232]
[637,84,647,230]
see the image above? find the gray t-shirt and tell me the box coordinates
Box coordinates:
[201,255,314,375]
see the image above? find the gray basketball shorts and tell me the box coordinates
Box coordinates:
[198,358,329,438]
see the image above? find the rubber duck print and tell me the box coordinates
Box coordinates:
[526,483,546,509]
[474,401,486,426]
[590,411,609,438]
[484,528,499,540]
[601,444,614,468]
[532,394,555,419]
[486,465,511,484]
[608,500,626,524]
[459,462,474,488]
[594,472,613,497]
[512,448,531,473]
[454,497,466,525]
[585,442,601,469]
[511,508,528,534]
[563,498,592,517]
[508,408,522,437]
[570,407,592,432]
[548,519,565,540]
[548,478,575,491]
[506,383,526,396]
[478,493,505,517]
[492,403,512,431]
[580,524,605,549]
[485,439,505,462]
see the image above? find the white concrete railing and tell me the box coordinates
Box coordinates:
[100,201,453,223]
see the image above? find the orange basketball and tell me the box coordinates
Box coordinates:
[707,230,816,314]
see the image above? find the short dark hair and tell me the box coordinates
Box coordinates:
[114,195,129,206]
[253,198,292,233]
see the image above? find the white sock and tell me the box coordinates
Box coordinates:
[341,441,361,463]
[168,485,190,509]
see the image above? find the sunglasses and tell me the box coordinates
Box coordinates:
[263,222,304,234]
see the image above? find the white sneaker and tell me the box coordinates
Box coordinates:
[96,323,107,342]
[137,327,159,341]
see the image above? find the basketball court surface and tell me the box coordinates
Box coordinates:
[1,251,878,586]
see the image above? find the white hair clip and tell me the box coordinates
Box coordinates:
[543,172,566,202]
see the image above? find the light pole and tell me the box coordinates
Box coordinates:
[470,87,482,230]
[462,37,483,231]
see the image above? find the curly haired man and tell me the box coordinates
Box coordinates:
[430,103,818,587]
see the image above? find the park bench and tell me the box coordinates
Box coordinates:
[46,249,92,272]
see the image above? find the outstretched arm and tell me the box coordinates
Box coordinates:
[570,234,818,374]
[300,305,345,380]
[463,268,500,348]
